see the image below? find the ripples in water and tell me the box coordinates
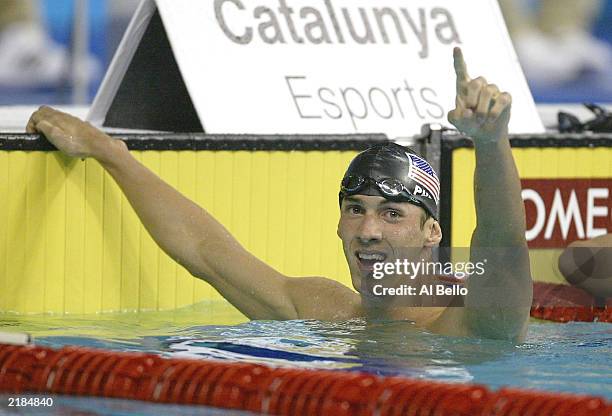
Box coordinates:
[0,303,610,398]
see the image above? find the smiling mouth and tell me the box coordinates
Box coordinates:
[355,251,387,272]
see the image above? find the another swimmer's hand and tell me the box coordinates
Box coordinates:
[447,47,512,143]
[26,106,125,161]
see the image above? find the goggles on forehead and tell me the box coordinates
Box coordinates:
[341,175,409,197]
[340,174,426,207]
[339,175,438,219]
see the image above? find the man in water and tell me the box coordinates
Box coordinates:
[558,233,612,299]
[26,48,532,342]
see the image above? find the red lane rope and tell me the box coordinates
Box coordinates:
[531,282,612,323]
[0,344,609,415]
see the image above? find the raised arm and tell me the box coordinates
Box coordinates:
[447,48,532,341]
[26,107,306,320]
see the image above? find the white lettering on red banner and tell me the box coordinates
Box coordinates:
[521,179,611,248]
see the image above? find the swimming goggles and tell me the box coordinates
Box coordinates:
[340,174,436,218]
[341,175,414,199]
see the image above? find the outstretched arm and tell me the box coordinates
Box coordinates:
[26,107,313,320]
[447,48,532,342]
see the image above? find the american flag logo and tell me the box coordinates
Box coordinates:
[407,153,440,203]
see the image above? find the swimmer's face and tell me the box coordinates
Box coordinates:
[337,195,442,295]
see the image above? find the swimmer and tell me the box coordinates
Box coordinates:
[26,48,532,342]
[558,233,612,299]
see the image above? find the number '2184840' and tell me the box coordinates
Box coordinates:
[8,397,54,407]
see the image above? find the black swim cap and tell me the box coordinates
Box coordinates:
[339,143,440,220]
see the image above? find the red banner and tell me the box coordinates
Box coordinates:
[521,179,611,248]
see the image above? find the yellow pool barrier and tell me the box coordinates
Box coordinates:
[0,147,360,314]
[2,134,610,315]
[450,145,612,285]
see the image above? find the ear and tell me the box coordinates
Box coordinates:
[337,220,341,239]
[424,220,442,247]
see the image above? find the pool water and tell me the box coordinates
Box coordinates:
[0,394,254,416]
[0,301,610,411]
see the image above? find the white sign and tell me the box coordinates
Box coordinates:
[89,0,544,135]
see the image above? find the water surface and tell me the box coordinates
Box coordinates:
[0,302,610,399]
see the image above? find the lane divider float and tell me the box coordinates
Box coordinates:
[0,343,608,415]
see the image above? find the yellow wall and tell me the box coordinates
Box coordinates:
[0,150,357,314]
[451,146,612,284]
[5,145,609,314]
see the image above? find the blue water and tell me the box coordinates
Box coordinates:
[0,394,252,416]
[0,303,610,415]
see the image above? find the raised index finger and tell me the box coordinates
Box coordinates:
[453,47,470,92]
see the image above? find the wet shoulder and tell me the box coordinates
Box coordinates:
[288,276,361,320]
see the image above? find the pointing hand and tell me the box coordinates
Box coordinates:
[448,47,512,142]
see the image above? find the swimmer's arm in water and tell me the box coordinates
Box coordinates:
[442,48,532,342]
[26,107,359,321]
[558,233,612,298]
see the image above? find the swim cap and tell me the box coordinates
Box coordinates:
[339,143,440,220]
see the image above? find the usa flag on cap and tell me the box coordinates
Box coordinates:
[407,153,440,204]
